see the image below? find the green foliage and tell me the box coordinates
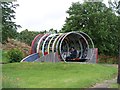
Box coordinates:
[108,0,120,15]
[1,2,21,43]
[2,63,117,88]
[0,50,2,62]
[49,28,58,33]
[7,48,24,63]
[17,29,40,46]
[1,50,9,63]
[110,83,120,88]
[98,55,118,64]
[61,2,120,56]
[17,28,58,46]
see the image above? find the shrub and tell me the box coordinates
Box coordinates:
[7,48,24,63]
[98,55,118,64]
[2,50,10,63]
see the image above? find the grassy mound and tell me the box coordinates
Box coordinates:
[2,62,117,88]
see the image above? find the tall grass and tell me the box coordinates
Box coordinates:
[2,62,117,88]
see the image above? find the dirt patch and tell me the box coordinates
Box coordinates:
[91,77,117,88]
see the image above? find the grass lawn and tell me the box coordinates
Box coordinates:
[0,50,9,63]
[110,83,120,88]
[2,62,117,88]
[0,50,2,63]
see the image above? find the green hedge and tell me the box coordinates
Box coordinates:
[7,48,24,63]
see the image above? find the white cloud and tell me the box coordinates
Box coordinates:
[15,0,108,32]
[15,0,83,32]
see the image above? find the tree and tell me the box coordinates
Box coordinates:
[49,28,58,33]
[117,16,120,84]
[0,2,2,43]
[17,29,40,46]
[117,45,120,84]
[1,2,21,43]
[108,0,120,15]
[61,2,120,56]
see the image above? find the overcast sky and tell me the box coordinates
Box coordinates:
[15,0,108,32]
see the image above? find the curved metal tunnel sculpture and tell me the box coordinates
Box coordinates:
[28,31,95,62]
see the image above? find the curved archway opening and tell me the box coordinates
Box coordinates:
[59,32,90,62]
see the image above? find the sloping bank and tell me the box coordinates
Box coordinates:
[2,63,117,88]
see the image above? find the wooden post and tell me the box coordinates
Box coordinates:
[117,45,120,84]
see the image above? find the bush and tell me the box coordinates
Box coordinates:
[7,48,24,63]
[98,55,118,64]
[2,50,10,63]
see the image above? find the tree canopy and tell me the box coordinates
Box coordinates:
[17,29,40,46]
[108,0,120,15]
[1,2,21,43]
[61,1,120,56]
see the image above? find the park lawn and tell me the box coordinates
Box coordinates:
[2,62,117,88]
[110,83,120,88]
[0,50,1,62]
[0,50,9,63]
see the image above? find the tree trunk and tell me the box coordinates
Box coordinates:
[117,45,120,84]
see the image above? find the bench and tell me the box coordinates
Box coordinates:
[66,58,88,62]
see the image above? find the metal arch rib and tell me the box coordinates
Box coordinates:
[52,33,63,53]
[47,34,58,54]
[42,34,56,56]
[55,33,66,54]
[79,31,94,48]
[59,31,89,62]
[79,31,94,60]
[78,40,83,58]
[30,34,43,54]
[36,33,50,54]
